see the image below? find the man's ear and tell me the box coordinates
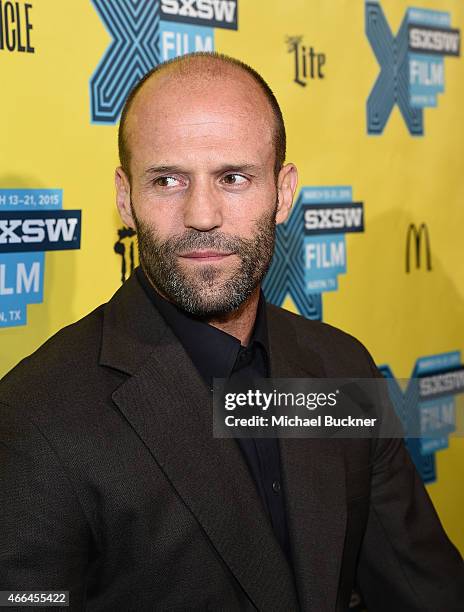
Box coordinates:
[275,163,298,225]
[115,167,136,229]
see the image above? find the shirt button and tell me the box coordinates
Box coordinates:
[272,480,281,494]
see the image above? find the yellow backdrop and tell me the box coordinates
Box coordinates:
[1,0,463,553]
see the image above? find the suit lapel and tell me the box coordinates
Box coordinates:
[101,276,299,611]
[267,307,347,611]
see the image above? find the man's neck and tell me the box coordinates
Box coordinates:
[206,286,260,347]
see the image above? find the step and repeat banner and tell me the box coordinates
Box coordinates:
[1,1,463,553]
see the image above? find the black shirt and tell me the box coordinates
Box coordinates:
[136,267,292,563]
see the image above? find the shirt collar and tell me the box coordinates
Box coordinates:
[135,266,269,385]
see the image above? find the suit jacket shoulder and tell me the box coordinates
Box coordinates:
[0,304,107,409]
[265,301,379,378]
[0,273,168,413]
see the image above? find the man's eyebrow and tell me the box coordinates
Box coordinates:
[143,163,262,177]
[144,165,185,176]
[215,163,261,174]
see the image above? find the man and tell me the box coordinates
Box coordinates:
[0,52,463,611]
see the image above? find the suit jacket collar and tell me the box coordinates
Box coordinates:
[99,272,168,375]
[100,274,347,611]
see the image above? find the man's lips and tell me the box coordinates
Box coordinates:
[178,250,234,261]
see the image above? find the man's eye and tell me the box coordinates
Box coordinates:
[222,174,248,186]
[153,176,180,187]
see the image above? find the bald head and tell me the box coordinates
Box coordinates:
[118,52,286,181]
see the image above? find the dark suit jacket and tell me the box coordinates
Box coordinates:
[1,273,463,611]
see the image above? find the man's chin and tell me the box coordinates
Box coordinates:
[178,263,239,290]
[179,290,237,317]
[145,262,258,316]
[169,284,249,318]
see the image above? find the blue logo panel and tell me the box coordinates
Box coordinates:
[379,351,463,483]
[409,53,444,108]
[0,189,81,328]
[304,235,346,293]
[159,21,214,60]
[0,252,44,327]
[263,186,364,319]
[366,1,460,135]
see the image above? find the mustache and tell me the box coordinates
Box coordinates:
[148,229,254,254]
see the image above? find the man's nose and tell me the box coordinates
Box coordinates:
[183,180,223,231]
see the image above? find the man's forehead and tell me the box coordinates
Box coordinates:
[126,64,274,139]
[129,114,274,174]
[135,126,274,176]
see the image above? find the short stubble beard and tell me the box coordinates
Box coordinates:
[132,200,278,318]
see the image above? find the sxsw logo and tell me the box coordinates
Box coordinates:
[0,190,81,327]
[304,205,363,235]
[160,0,237,29]
[366,1,460,135]
[379,351,464,483]
[90,0,238,123]
[262,186,364,321]
[0,212,80,252]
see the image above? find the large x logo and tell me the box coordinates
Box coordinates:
[366,1,423,135]
[262,191,322,320]
[378,365,434,481]
[379,360,463,483]
[90,0,161,123]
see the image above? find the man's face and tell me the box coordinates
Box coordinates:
[116,67,297,317]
